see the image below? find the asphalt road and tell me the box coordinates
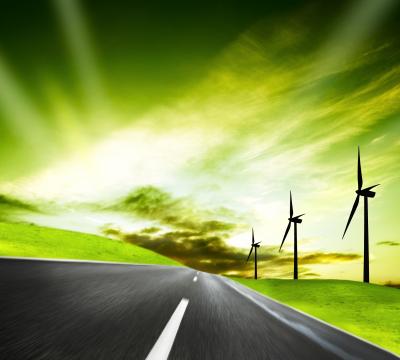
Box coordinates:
[0,258,398,360]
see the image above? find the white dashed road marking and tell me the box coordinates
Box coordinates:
[145,298,189,360]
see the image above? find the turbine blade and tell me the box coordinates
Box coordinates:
[246,246,253,262]
[279,222,291,251]
[290,191,293,218]
[252,228,255,244]
[363,184,380,191]
[293,213,305,219]
[342,195,360,239]
[358,146,363,190]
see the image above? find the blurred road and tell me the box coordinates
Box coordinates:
[0,258,398,359]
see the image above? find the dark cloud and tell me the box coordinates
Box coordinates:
[377,240,399,247]
[104,226,362,278]
[140,226,162,234]
[115,186,178,218]
[102,227,124,237]
[0,194,37,212]
[385,282,400,289]
[102,185,361,277]
[108,186,238,234]
[0,194,38,221]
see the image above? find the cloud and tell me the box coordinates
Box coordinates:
[101,227,123,237]
[140,226,162,234]
[104,224,362,278]
[0,194,37,211]
[377,240,400,247]
[0,194,38,214]
[299,252,361,264]
[98,185,363,277]
[385,282,400,289]
[108,185,238,234]
[178,20,400,202]
[0,193,39,221]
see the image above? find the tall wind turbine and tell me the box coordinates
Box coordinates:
[246,228,260,279]
[279,191,305,280]
[342,146,379,283]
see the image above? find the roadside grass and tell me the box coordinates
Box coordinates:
[0,222,182,266]
[233,278,400,355]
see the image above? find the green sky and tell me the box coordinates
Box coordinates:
[0,0,399,282]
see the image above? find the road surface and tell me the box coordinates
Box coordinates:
[0,258,398,359]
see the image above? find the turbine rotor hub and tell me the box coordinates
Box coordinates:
[356,189,376,198]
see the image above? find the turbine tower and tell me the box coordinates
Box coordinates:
[246,228,260,279]
[279,191,305,280]
[342,146,379,283]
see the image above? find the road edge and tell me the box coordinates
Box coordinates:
[222,276,400,359]
[0,255,186,269]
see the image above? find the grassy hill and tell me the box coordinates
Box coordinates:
[233,278,400,355]
[0,222,181,266]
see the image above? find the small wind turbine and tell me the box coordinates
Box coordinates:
[342,146,379,283]
[279,191,304,280]
[246,228,260,279]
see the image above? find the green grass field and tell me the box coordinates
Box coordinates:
[233,278,400,355]
[0,222,181,266]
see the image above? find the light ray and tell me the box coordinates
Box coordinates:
[53,0,109,118]
[0,54,48,147]
[314,0,398,77]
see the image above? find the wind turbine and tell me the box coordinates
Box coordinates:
[279,191,304,280]
[246,228,260,279]
[342,146,379,283]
